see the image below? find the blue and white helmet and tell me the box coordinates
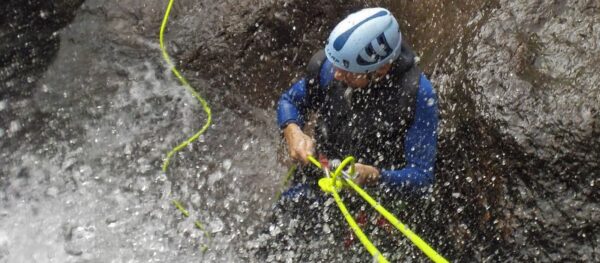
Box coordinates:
[325,8,402,73]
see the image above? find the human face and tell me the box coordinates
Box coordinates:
[333,63,392,89]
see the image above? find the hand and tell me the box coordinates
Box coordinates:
[353,163,380,186]
[283,123,315,164]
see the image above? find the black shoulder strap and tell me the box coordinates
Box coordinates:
[305,49,327,107]
[306,49,327,84]
[393,41,416,74]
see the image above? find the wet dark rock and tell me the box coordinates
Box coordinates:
[429,0,600,261]
[0,0,84,97]
[105,216,117,225]
[184,0,373,108]
[0,0,83,149]
[466,0,600,169]
[64,244,83,256]
[62,222,74,241]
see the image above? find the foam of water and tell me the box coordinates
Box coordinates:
[0,1,286,262]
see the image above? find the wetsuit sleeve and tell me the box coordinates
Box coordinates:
[276,60,334,129]
[277,78,309,129]
[380,74,438,189]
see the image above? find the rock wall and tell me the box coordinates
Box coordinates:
[183,0,378,108]
[431,0,599,261]
[0,0,84,97]
[0,0,84,144]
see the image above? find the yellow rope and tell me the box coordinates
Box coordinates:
[313,155,449,263]
[275,164,297,200]
[159,0,212,173]
[159,0,212,248]
[344,177,448,262]
[330,184,388,262]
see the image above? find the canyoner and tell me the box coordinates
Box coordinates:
[269,7,444,261]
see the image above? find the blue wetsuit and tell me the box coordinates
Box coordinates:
[277,58,438,192]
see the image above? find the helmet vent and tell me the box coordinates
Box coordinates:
[356,33,392,65]
[332,10,388,51]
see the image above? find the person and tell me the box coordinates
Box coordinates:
[278,7,438,192]
[260,7,439,261]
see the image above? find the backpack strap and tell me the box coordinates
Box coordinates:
[306,49,327,84]
[304,49,328,107]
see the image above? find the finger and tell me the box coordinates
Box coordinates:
[300,138,314,164]
[355,165,366,176]
[299,150,309,164]
[297,147,310,165]
[354,176,361,185]
[368,174,375,183]
[306,138,315,155]
[291,149,305,164]
[355,174,365,186]
[294,140,307,163]
[306,143,314,154]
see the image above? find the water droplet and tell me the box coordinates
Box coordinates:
[246,226,255,235]
[46,187,59,197]
[124,144,132,155]
[426,98,435,107]
[9,121,20,133]
[269,225,281,236]
[208,171,224,186]
[323,224,331,234]
[324,197,334,207]
[210,218,224,233]
[223,159,232,170]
